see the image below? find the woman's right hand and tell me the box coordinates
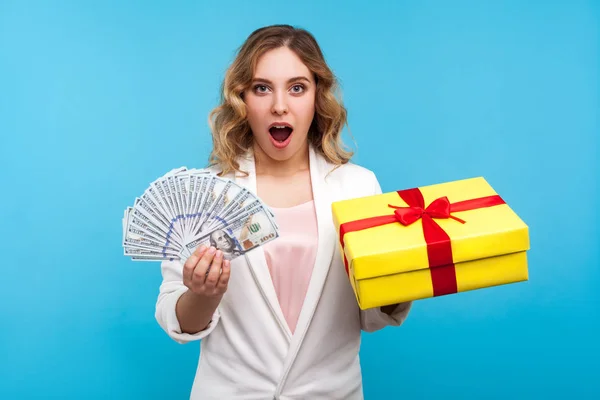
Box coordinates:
[182,245,231,300]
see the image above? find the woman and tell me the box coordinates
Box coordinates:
[155,24,412,400]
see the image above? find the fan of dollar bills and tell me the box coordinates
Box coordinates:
[122,167,279,262]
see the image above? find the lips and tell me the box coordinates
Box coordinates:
[268,122,293,143]
[268,122,293,149]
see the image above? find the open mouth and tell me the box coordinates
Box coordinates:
[269,125,293,143]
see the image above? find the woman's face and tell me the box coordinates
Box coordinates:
[244,46,316,163]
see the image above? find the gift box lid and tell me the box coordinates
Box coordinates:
[332,177,530,280]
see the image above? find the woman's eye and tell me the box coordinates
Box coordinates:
[290,84,304,93]
[254,85,269,93]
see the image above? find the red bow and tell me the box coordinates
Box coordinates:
[389,196,466,226]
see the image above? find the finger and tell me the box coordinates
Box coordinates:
[183,245,206,286]
[217,259,231,291]
[192,246,216,289]
[205,250,223,289]
[184,245,206,271]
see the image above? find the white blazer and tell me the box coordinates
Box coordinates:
[155,145,412,400]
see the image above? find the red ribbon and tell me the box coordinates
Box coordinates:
[339,188,506,297]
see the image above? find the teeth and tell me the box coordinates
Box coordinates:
[273,125,289,129]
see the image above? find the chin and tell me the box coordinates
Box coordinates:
[261,146,298,162]
[254,134,308,162]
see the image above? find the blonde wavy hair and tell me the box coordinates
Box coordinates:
[207,24,354,176]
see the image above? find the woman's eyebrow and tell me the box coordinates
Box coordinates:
[252,76,311,84]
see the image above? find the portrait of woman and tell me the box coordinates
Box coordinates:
[154,24,412,399]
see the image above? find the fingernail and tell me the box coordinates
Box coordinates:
[215,250,222,258]
[208,246,216,254]
[198,245,207,252]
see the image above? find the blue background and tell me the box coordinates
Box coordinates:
[1,0,598,399]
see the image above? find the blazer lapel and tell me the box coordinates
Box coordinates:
[277,145,337,377]
[234,151,293,342]
[233,144,337,371]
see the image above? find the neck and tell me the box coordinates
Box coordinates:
[253,141,310,177]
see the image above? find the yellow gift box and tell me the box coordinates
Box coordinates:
[331,177,530,309]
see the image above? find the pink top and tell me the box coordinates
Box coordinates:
[263,200,318,334]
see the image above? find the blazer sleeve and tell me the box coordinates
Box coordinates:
[155,259,220,344]
[359,170,413,332]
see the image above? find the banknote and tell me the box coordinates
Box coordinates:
[190,177,231,237]
[182,204,279,261]
[122,167,278,263]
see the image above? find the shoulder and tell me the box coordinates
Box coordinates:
[203,163,236,179]
[323,160,381,199]
[326,161,376,182]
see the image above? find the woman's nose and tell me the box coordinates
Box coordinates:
[271,92,288,115]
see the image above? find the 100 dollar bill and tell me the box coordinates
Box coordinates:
[182,204,279,261]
